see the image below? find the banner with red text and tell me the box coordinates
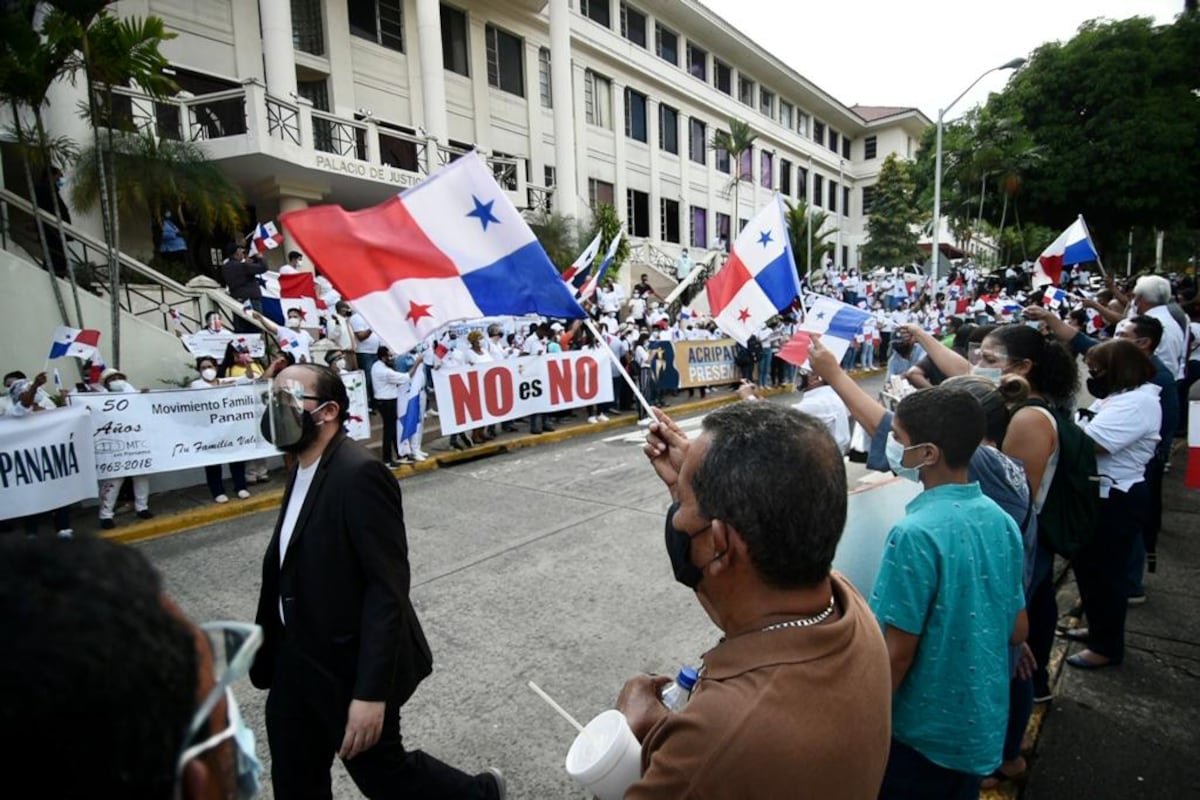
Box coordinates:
[431,351,612,435]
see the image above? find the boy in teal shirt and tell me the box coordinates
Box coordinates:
[871,386,1027,799]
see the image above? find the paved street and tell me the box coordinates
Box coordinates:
[139,380,882,799]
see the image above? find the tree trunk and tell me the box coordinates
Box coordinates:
[997,192,1010,264]
[1013,201,1028,261]
[34,110,85,328]
[12,105,71,328]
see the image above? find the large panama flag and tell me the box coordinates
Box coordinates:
[1033,215,1099,288]
[705,195,801,345]
[281,153,586,354]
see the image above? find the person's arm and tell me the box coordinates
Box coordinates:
[808,336,887,437]
[1022,305,1096,352]
[1002,409,1056,499]
[1010,608,1029,646]
[883,627,920,692]
[248,309,279,335]
[19,373,48,408]
[1105,276,1131,313]
[898,323,969,378]
[904,365,932,389]
[1079,295,1124,326]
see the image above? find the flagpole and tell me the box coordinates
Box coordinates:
[583,317,656,420]
[1079,214,1107,278]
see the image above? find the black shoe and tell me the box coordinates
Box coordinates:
[100,518,115,530]
[136,509,155,520]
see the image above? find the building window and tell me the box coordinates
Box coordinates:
[797,166,808,201]
[627,189,650,236]
[295,0,326,54]
[659,104,678,154]
[760,150,773,189]
[688,117,706,164]
[689,206,707,248]
[441,5,469,76]
[538,48,552,108]
[738,75,755,106]
[655,23,678,66]
[779,158,791,196]
[828,179,838,213]
[686,43,707,81]
[713,59,732,94]
[348,0,403,54]
[813,173,823,207]
[862,184,876,214]
[589,178,615,208]
[812,119,825,147]
[842,137,851,160]
[714,131,730,173]
[843,186,850,215]
[580,0,610,28]
[759,88,774,118]
[625,87,648,143]
[842,245,849,268]
[779,101,793,130]
[584,70,612,129]
[661,198,681,243]
[298,78,329,111]
[485,25,524,96]
[739,147,753,182]
[864,135,877,160]
[715,212,731,246]
[739,217,748,233]
[619,3,646,47]
[827,129,839,154]
[797,111,810,137]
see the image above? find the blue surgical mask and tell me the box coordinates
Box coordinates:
[885,432,925,483]
[177,688,262,798]
[971,366,1003,383]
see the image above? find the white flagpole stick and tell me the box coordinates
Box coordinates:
[584,317,656,420]
[527,681,584,733]
[664,250,717,306]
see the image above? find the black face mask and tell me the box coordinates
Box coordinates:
[1086,376,1111,399]
[664,503,704,590]
[260,402,323,454]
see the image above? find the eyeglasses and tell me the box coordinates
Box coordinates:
[261,389,322,407]
[176,621,262,777]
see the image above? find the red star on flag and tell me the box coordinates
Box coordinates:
[406,300,433,324]
[737,308,751,323]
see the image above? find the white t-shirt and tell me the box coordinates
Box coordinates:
[793,386,851,453]
[350,312,381,355]
[1144,305,1185,379]
[627,297,647,320]
[1079,383,1162,498]
[370,360,407,400]
[278,458,320,623]
[278,327,314,363]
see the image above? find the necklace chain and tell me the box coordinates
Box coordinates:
[758,595,837,632]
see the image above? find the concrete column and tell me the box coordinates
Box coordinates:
[523,39,545,210]
[467,16,491,150]
[574,64,591,219]
[415,0,449,146]
[232,0,265,82]
[323,0,356,117]
[259,0,298,98]
[278,196,310,267]
[611,77,627,225]
[549,0,579,219]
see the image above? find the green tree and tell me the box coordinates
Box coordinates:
[710,119,757,225]
[862,154,921,267]
[527,210,582,272]
[584,202,629,277]
[783,198,834,278]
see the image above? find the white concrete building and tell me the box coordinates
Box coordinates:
[14,0,931,274]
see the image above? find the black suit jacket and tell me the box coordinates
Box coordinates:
[250,433,432,727]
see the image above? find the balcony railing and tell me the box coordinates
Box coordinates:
[312,110,367,159]
[266,96,301,145]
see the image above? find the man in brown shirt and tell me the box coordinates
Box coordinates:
[620,401,892,799]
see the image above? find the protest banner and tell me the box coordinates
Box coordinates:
[181,331,265,359]
[0,406,98,518]
[649,339,739,391]
[69,372,370,479]
[432,351,612,435]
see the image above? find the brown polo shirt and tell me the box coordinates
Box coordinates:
[627,572,891,800]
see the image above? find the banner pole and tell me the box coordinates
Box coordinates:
[583,317,656,420]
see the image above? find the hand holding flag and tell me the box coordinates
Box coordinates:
[797,296,872,363]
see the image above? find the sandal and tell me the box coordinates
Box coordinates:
[980,759,1027,790]
[1058,626,1089,642]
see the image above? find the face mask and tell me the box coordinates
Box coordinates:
[56,177,65,189]
[971,366,1003,383]
[664,504,705,589]
[1086,376,1111,399]
[261,396,328,454]
[885,432,925,483]
[286,318,302,329]
[108,380,132,393]
[177,688,262,799]
[201,368,217,381]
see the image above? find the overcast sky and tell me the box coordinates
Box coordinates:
[701,0,1185,122]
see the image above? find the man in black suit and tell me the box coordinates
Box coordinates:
[251,363,504,799]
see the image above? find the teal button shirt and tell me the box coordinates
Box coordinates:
[869,482,1025,775]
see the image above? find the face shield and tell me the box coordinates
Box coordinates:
[260,379,328,453]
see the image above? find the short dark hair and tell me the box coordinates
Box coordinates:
[195,356,217,371]
[296,363,350,423]
[288,250,302,261]
[1125,314,1163,351]
[984,324,1079,408]
[204,310,222,325]
[895,386,985,470]
[691,402,847,589]
[1087,339,1155,393]
[3,370,26,384]
[376,345,391,360]
[0,538,197,798]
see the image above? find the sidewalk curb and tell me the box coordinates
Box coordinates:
[103,376,854,546]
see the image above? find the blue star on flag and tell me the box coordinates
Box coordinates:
[757,230,773,247]
[816,311,826,320]
[467,195,501,231]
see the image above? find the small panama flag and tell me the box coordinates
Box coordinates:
[1085,308,1107,334]
[48,326,101,360]
[250,221,284,255]
[1042,287,1069,309]
[1186,400,1200,490]
[168,308,184,329]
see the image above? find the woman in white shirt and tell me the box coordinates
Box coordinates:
[189,357,251,503]
[1067,339,1161,670]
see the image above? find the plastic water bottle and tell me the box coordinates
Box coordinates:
[658,666,699,711]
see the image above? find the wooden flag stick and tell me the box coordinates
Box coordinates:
[583,317,657,421]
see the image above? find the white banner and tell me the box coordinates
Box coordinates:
[181,331,266,359]
[68,373,370,478]
[432,351,613,435]
[0,406,98,518]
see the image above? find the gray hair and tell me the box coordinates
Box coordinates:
[690,402,847,589]
[1133,275,1171,306]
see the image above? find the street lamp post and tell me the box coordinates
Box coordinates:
[930,57,1025,287]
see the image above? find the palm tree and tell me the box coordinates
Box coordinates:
[784,199,835,279]
[71,131,246,259]
[710,119,757,232]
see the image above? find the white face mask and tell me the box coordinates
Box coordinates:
[885,432,926,483]
[201,368,217,381]
[108,380,132,393]
[286,318,302,329]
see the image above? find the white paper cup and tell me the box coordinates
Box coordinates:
[565,709,643,800]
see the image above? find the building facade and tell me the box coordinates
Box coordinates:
[31,0,931,273]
